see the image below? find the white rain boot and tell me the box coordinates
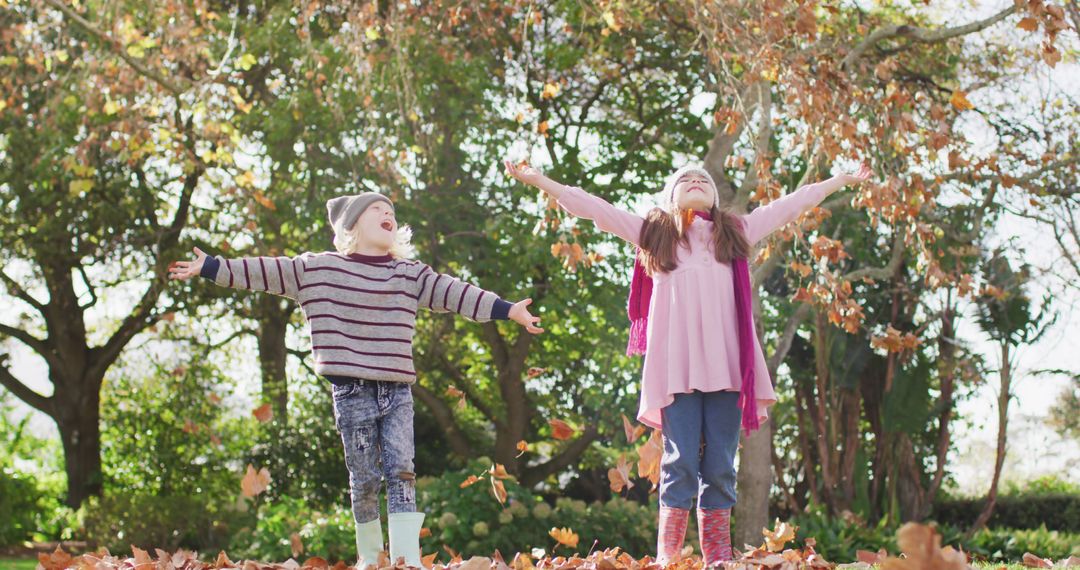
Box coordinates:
[355,518,384,569]
[388,512,426,567]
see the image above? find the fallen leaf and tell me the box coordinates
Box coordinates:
[1022,552,1053,568]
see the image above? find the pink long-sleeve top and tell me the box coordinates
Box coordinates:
[556,182,835,429]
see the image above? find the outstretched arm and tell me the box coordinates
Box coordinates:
[416,265,543,334]
[169,246,306,299]
[504,160,645,246]
[743,164,872,244]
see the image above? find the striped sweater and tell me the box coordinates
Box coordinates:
[199,251,512,384]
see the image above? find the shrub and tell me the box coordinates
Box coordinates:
[0,466,44,546]
[227,496,356,563]
[931,494,1080,532]
[82,492,245,553]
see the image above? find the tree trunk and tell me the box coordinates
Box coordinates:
[970,342,1011,533]
[734,420,773,551]
[256,295,292,423]
[56,389,103,508]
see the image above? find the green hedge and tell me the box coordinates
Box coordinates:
[931,495,1080,532]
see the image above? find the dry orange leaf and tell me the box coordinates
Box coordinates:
[549,418,575,440]
[252,403,273,423]
[1016,17,1039,32]
[460,474,482,489]
[607,454,635,493]
[762,519,797,552]
[880,522,969,570]
[491,478,508,505]
[240,464,271,498]
[621,414,644,443]
[636,429,663,487]
[421,552,438,568]
[290,532,304,558]
[516,440,529,457]
[949,90,974,111]
[549,527,579,550]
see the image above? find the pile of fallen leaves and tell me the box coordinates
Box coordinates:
[32,521,1080,570]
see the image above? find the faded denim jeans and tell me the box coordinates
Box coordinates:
[331,379,417,523]
[659,390,742,510]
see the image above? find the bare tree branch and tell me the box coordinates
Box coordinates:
[0,358,53,416]
[0,269,46,312]
[842,5,1017,70]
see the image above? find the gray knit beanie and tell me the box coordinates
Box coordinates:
[326,193,394,234]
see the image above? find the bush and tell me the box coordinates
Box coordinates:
[418,460,657,560]
[82,492,246,553]
[788,506,896,561]
[962,526,1080,562]
[789,505,1080,563]
[931,494,1080,532]
[0,466,44,546]
[227,496,356,563]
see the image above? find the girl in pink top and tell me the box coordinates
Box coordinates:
[506,160,871,565]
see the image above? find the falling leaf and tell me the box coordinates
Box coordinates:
[460,474,482,488]
[621,414,645,443]
[549,419,575,440]
[880,523,968,570]
[516,440,529,457]
[636,429,663,487]
[421,552,438,568]
[419,527,432,539]
[537,121,549,136]
[253,190,276,210]
[526,367,546,378]
[491,478,508,505]
[489,463,512,480]
[240,464,271,498]
[549,527,580,550]
[607,454,635,493]
[762,519,797,552]
[290,533,304,558]
[252,403,273,423]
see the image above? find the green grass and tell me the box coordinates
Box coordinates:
[0,557,38,570]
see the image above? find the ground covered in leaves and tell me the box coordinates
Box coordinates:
[31,522,1080,570]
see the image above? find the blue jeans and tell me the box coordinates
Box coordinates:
[331,380,417,523]
[659,390,742,510]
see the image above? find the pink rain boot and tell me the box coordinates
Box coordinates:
[697,507,733,566]
[656,506,690,566]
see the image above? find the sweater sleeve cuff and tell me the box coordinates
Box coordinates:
[490,298,513,320]
[200,256,221,280]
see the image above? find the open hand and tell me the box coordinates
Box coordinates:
[509,298,544,334]
[838,163,873,186]
[168,247,208,281]
[504,160,546,187]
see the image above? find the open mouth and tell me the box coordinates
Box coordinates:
[380,220,394,232]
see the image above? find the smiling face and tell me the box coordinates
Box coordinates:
[351,200,397,253]
[671,171,717,211]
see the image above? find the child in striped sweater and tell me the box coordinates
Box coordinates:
[169,193,542,568]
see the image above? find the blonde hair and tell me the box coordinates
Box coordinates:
[333,221,417,259]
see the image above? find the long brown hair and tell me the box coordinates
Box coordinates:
[638,206,750,275]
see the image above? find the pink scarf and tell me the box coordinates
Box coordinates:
[626,210,760,434]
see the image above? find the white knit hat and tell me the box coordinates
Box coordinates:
[660,165,720,211]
